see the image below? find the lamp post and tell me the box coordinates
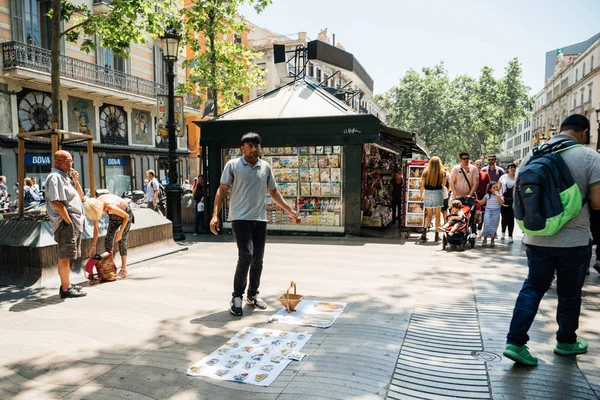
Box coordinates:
[160,28,185,241]
[595,106,600,152]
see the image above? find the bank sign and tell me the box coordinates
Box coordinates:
[104,157,127,167]
[25,154,51,166]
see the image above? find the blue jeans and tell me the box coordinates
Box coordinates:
[507,242,592,345]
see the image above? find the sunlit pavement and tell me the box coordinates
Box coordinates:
[1,229,600,399]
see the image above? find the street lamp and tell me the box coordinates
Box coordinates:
[595,105,600,152]
[160,28,185,241]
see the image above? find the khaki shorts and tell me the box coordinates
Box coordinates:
[54,221,82,260]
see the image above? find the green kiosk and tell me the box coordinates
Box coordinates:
[197,79,427,236]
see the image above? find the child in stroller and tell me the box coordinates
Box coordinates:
[440,198,480,250]
[441,199,467,235]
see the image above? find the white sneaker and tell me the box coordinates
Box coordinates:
[508,237,514,243]
[500,233,505,241]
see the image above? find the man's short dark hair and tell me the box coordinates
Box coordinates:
[241,132,261,146]
[488,154,497,159]
[560,114,590,133]
[459,152,469,159]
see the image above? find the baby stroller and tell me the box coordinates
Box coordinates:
[441,199,482,251]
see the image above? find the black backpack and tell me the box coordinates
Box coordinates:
[514,139,583,236]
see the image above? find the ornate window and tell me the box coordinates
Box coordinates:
[99,104,128,145]
[18,90,52,132]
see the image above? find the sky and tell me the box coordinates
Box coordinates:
[239,0,600,97]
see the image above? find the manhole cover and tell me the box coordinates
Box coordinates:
[471,351,502,362]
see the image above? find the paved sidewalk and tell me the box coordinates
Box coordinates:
[1,231,600,399]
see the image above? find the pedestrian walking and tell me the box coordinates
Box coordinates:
[44,150,87,298]
[499,163,516,243]
[481,154,504,183]
[450,152,479,204]
[504,114,600,366]
[193,175,205,235]
[143,170,160,212]
[419,156,446,241]
[474,159,491,232]
[210,132,301,316]
[84,194,133,279]
[388,170,403,228]
[479,182,504,246]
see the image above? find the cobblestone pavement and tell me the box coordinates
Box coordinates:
[1,230,600,399]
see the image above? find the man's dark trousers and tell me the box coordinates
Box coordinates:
[507,242,592,345]
[232,220,267,298]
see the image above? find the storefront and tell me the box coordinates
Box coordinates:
[100,156,133,195]
[197,79,428,235]
[24,153,52,190]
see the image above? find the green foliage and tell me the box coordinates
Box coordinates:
[375,59,533,165]
[183,0,271,115]
[59,0,177,57]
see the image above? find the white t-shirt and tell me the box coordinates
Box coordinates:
[146,178,159,203]
[499,174,515,196]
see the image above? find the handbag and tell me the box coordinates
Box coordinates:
[88,251,117,283]
[197,202,205,212]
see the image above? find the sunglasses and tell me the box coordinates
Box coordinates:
[461,157,470,160]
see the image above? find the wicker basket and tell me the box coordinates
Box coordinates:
[278,281,303,313]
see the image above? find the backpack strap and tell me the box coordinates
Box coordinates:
[459,167,473,192]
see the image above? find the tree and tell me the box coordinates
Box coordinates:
[48,0,176,126]
[183,0,271,116]
[375,59,533,165]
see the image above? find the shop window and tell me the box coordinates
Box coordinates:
[222,146,345,231]
[102,156,132,195]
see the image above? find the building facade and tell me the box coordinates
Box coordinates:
[0,0,203,195]
[247,25,374,114]
[532,33,600,149]
[501,117,532,165]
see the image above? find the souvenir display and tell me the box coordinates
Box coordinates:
[270,300,347,328]
[222,147,344,228]
[188,327,312,387]
[361,144,401,228]
[403,160,428,228]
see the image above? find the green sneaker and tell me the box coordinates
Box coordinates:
[503,344,538,366]
[554,337,588,356]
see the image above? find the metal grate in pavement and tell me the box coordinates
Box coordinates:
[386,273,492,400]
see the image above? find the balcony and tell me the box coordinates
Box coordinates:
[1,41,200,110]
[92,0,112,14]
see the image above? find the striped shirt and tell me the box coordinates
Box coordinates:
[44,168,85,233]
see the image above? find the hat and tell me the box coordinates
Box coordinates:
[560,114,590,131]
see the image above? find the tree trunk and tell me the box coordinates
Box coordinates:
[208,12,218,116]
[50,0,61,127]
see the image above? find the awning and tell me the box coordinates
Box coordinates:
[378,124,430,158]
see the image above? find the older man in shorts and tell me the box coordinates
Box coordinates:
[45,150,87,298]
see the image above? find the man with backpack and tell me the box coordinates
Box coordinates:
[504,114,600,366]
[144,170,161,213]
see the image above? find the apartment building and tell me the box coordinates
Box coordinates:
[502,117,532,165]
[532,32,600,149]
[0,0,203,194]
[247,24,374,114]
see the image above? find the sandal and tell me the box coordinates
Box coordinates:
[117,269,128,279]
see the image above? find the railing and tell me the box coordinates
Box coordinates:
[2,41,167,99]
[2,41,202,110]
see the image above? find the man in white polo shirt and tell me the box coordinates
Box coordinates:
[210,132,301,316]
